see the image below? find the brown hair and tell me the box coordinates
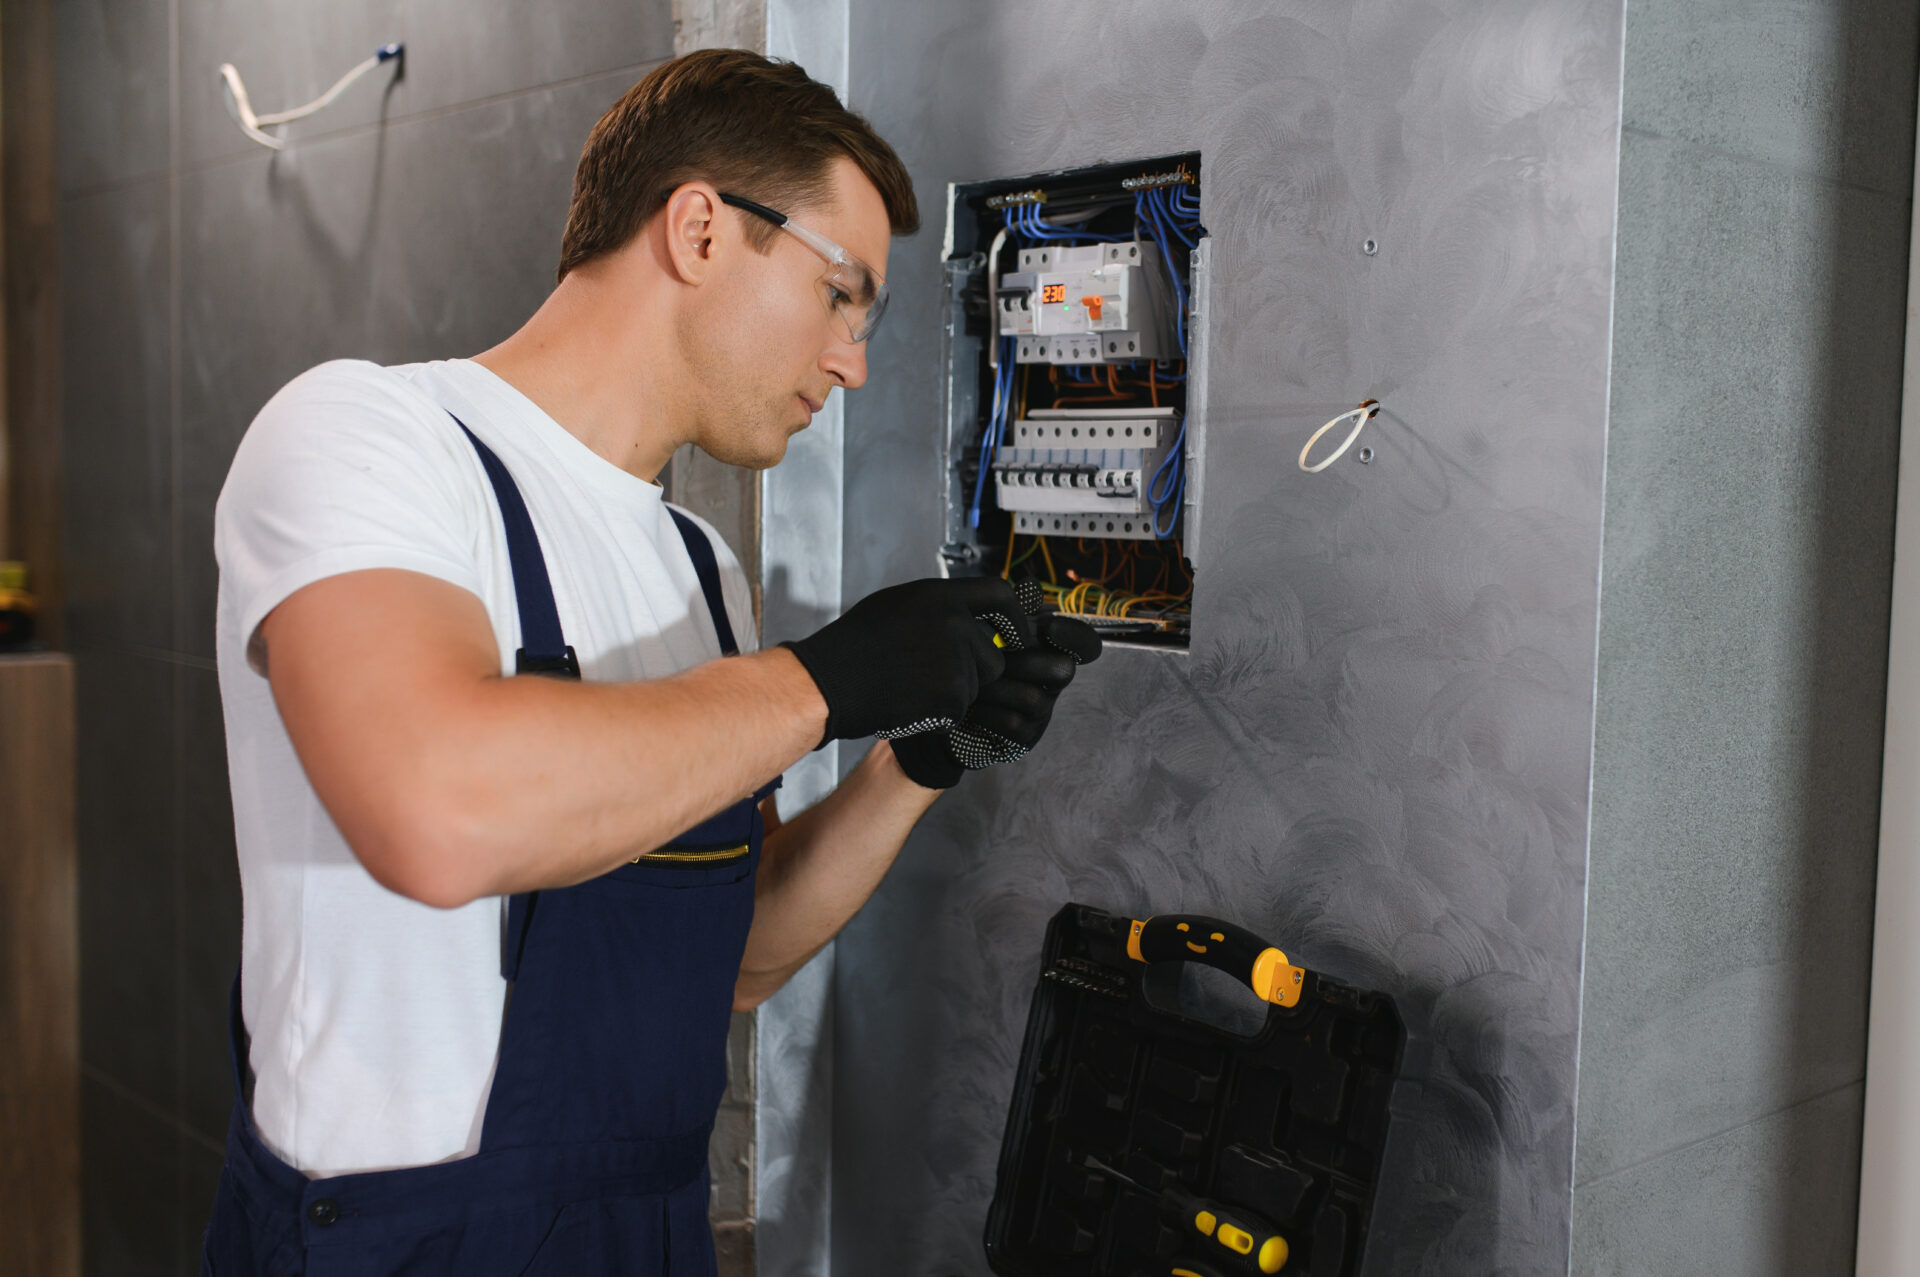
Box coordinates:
[557,49,919,281]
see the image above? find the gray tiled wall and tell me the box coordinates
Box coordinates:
[54,3,672,1271]
[831,2,1625,1273]
[1571,1,1919,1272]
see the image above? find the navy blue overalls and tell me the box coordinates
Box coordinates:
[203,418,775,1275]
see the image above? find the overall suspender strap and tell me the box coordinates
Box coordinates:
[451,416,749,981]
[667,511,775,814]
[452,416,579,679]
[667,506,740,657]
[454,415,575,980]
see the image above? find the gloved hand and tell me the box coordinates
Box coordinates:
[889,612,1103,789]
[781,576,1034,745]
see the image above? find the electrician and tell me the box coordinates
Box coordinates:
[201,49,1099,1275]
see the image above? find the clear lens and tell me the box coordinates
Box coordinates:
[779,217,888,343]
[825,258,888,343]
[853,282,889,342]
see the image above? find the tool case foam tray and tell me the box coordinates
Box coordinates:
[985,903,1406,1277]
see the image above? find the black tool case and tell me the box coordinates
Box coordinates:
[984,904,1406,1277]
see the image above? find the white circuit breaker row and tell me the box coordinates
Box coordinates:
[992,407,1180,542]
[996,242,1175,365]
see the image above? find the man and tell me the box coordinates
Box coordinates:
[202,49,1098,1275]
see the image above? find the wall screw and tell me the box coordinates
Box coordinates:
[1362,238,1379,256]
[1357,446,1374,464]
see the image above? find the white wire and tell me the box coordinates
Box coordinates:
[1298,400,1380,473]
[985,227,1009,373]
[218,45,401,151]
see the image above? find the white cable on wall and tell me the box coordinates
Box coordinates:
[218,43,403,151]
[1299,399,1379,472]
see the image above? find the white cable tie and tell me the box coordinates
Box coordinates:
[218,43,403,152]
[1299,400,1379,473]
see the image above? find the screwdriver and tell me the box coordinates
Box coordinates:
[1169,1262,1227,1277]
[1085,1155,1291,1274]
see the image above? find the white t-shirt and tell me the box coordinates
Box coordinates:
[213,358,756,1178]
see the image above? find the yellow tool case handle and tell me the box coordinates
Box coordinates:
[1126,915,1307,1009]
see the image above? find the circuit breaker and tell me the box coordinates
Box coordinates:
[993,408,1179,541]
[940,154,1206,647]
[997,243,1173,365]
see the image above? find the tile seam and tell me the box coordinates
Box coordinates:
[82,1063,226,1157]
[1573,1074,1865,1191]
[1622,123,1916,203]
[57,168,173,205]
[68,638,216,670]
[1564,14,1633,1275]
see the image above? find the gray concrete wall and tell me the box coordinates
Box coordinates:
[1570,4,1919,1274]
[54,5,672,1271]
[830,3,1626,1273]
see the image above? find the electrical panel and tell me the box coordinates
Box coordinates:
[941,154,1206,648]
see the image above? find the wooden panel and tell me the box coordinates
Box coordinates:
[2,0,65,644]
[0,653,79,1277]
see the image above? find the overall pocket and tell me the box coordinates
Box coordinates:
[610,846,752,890]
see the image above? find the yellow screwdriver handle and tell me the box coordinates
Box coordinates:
[1185,1200,1290,1273]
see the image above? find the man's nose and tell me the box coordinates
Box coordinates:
[822,337,868,391]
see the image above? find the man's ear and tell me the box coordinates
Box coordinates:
[662,181,723,285]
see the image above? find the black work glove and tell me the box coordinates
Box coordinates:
[781,576,1033,745]
[889,613,1103,789]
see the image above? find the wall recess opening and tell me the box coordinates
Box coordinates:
[939,153,1208,651]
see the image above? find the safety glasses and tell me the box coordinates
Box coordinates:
[719,193,889,344]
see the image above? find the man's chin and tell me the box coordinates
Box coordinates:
[705,435,794,471]
[754,418,813,466]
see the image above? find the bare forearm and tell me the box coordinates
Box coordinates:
[301,646,826,905]
[734,741,941,1009]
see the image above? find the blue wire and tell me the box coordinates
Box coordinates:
[1168,182,1202,222]
[969,341,1016,528]
[1146,389,1187,539]
[1166,187,1199,245]
[1149,186,1197,250]
[1008,200,1129,243]
[1021,202,1062,240]
[1146,393,1187,535]
[974,348,1013,527]
[1032,205,1065,240]
[1136,192,1189,357]
[1150,452,1184,537]
[1130,188,1195,535]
